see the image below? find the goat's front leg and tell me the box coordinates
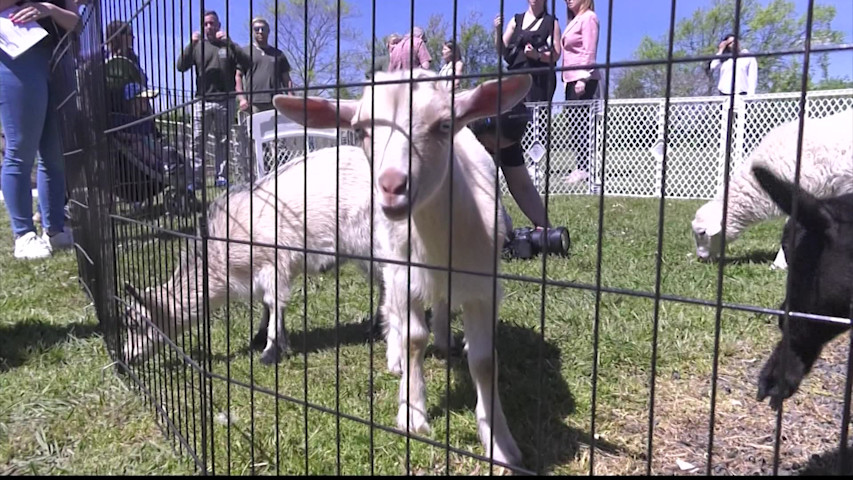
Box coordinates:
[430,300,459,357]
[260,286,290,365]
[462,299,522,467]
[382,270,431,434]
[251,304,271,351]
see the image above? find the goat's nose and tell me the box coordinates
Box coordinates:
[378,170,408,196]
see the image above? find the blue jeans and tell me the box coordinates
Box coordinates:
[0,44,66,238]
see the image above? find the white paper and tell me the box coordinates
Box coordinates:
[0,7,49,59]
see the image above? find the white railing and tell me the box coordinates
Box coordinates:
[151,88,853,198]
[520,88,853,199]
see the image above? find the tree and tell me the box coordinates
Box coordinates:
[265,0,363,97]
[612,0,848,98]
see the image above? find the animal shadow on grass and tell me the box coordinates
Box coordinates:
[796,446,853,475]
[0,320,100,372]
[164,312,379,368]
[721,249,780,266]
[431,320,630,475]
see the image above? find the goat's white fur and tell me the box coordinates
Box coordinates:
[272,69,531,467]
[123,146,381,365]
[671,108,853,264]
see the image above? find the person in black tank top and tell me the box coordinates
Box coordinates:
[468,0,563,232]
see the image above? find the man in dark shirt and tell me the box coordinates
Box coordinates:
[235,17,293,114]
[176,10,252,187]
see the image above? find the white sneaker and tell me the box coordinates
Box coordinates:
[43,227,74,252]
[14,231,52,260]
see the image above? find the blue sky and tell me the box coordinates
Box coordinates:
[126,0,852,101]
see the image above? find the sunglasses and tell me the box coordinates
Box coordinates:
[253,26,268,32]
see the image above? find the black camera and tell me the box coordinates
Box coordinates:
[503,226,570,260]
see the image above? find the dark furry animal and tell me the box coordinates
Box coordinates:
[753,166,853,410]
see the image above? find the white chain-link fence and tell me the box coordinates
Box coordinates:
[521,88,853,199]
[154,88,852,198]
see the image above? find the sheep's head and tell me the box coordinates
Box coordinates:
[272,69,532,221]
[752,166,853,410]
[691,200,724,261]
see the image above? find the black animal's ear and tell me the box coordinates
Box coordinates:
[752,166,831,233]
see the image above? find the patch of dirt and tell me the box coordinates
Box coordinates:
[591,336,852,475]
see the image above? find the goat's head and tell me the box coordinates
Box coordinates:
[752,166,853,410]
[272,69,532,221]
[691,200,724,261]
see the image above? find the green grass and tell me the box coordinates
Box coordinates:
[109,193,790,475]
[0,211,194,475]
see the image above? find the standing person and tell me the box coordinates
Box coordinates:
[366,33,401,78]
[388,26,431,71]
[561,0,600,185]
[0,0,80,259]
[235,16,293,114]
[471,0,561,231]
[710,33,758,96]
[176,10,252,188]
[438,40,464,90]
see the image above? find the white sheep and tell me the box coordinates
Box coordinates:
[123,145,382,366]
[272,69,532,467]
[676,108,853,266]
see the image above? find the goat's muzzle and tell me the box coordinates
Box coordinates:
[378,170,411,220]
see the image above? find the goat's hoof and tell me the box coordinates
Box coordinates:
[433,337,464,359]
[260,344,288,365]
[250,332,268,351]
[386,348,404,376]
[397,404,430,435]
[487,441,523,469]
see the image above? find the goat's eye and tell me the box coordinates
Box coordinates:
[437,120,453,134]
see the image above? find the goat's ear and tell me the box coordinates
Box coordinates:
[453,74,533,125]
[753,166,831,232]
[272,94,358,129]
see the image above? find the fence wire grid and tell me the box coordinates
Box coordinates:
[53,0,853,476]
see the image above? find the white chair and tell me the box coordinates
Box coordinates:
[247,108,344,179]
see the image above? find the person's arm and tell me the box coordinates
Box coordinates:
[176,36,198,72]
[230,41,254,72]
[10,1,79,33]
[236,70,249,110]
[709,38,731,71]
[746,57,758,95]
[279,53,293,93]
[453,60,464,89]
[417,40,431,69]
[571,15,598,94]
[536,18,562,65]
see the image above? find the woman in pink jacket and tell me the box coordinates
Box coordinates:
[561,0,600,185]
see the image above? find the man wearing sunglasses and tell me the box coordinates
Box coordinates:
[236,17,294,114]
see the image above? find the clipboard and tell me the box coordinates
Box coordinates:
[0,6,48,59]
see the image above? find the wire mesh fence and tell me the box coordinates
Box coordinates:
[49,0,853,476]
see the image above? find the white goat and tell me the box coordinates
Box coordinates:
[272,69,532,467]
[675,108,853,266]
[123,145,382,365]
